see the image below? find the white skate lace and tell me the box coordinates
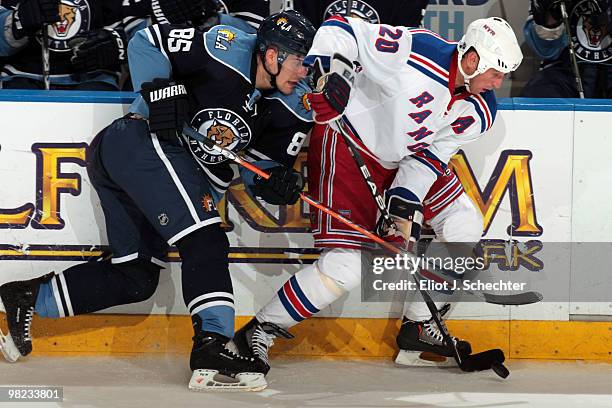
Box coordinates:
[24,307,34,342]
[251,326,275,366]
[220,343,255,362]
[423,321,457,346]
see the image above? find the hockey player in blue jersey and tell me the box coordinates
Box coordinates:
[0,10,315,392]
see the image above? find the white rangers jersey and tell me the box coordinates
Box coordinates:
[305,16,497,204]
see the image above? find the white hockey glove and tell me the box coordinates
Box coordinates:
[377,194,424,252]
[306,53,355,124]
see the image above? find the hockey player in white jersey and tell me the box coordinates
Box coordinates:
[234,17,522,370]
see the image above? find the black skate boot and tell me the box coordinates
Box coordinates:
[233,317,294,374]
[0,273,54,363]
[188,329,269,392]
[395,303,472,367]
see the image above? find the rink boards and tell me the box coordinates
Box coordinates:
[0,91,611,360]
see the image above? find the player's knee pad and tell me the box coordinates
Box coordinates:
[112,259,161,303]
[176,224,229,265]
[176,224,231,307]
[316,248,363,293]
[440,194,483,242]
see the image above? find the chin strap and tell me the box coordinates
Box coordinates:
[457,52,483,94]
[259,49,290,90]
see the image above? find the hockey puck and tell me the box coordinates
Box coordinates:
[491,361,510,379]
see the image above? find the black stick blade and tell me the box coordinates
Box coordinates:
[491,361,510,379]
[482,291,543,305]
[462,348,505,372]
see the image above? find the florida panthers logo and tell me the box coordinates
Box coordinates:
[40,0,91,52]
[570,0,612,62]
[324,0,380,24]
[207,120,236,148]
[214,29,236,50]
[55,3,76,37]
[187,108,252,165]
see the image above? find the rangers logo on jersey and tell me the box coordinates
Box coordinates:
[188,108,252,164]
[324,0,380,24]
[570,0,612,62]
[38,0,91,52]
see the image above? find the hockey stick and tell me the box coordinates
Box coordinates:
[183,124,506,377]
[181,124,540,308]
[559,0,585,98]
[330,119,509,377]
[41,26,50,90]
[330,120,541,305]
[181,125,401,253]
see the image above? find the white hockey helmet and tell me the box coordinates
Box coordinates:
[457,17,523,80]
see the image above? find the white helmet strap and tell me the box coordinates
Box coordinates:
[457,49,482,92]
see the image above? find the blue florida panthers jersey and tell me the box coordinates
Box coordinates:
[128,23,313,195]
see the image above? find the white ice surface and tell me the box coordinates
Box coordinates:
[0,357,611,407]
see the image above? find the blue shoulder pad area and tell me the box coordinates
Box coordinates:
[204,25,257,81]
[409,29,456,71]
[218,14,257,34]
[264,79,313,122]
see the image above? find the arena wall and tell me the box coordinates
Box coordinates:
[1,91,610,359]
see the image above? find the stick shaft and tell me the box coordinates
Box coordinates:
[182,125,539,307]
[560,1,585,98]
[41,26,50,90]
[182,125,401,254]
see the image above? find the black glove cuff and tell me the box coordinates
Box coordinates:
[253,166,304,205]
[323,73,351,115]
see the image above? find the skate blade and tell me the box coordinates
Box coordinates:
[395,350,457,368]
[0,330,21,363]
[188,369,267,392]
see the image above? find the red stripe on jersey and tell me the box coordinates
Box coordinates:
[473,94,492,130]
[414,150,446,174]
[447,52,471,106]
[430,180,463,212]
[326,15,349,23]
[410,53,449,80]
[423,173,464,220]
[426,174,459,204]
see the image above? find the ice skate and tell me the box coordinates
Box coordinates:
[233,317,294,373]
[395,303,472,367]
[188,331,269,392]
[0,273,53,363]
